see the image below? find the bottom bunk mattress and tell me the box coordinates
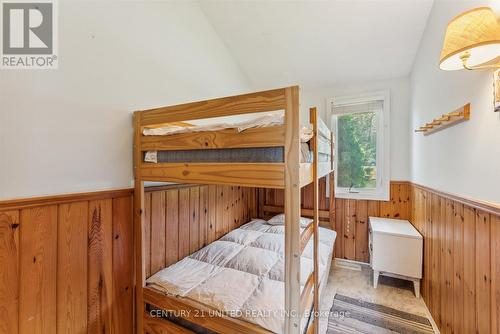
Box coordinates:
[146,219,337,333]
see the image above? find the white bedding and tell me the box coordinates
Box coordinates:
[142,112,314,142]
[146,219,336,333]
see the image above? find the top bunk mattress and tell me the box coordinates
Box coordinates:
[142,111,313,142]
[141,111,332,164]
[146,219,337,334]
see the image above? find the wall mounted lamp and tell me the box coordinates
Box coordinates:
[439,7,500,71]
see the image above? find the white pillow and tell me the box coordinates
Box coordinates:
[267,213,313,228]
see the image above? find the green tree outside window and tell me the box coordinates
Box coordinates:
[337,111,377,189]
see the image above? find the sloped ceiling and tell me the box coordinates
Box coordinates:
[200,0,434,89]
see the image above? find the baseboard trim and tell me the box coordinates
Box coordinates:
[334,258,366,271]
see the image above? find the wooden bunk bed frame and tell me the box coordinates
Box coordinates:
[133,86,334,334]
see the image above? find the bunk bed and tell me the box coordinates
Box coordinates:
[133,86,335,334]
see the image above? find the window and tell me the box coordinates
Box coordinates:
[329,91,390,200]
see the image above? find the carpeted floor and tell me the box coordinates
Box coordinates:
[318,262,437,334]
[327,294,434,334]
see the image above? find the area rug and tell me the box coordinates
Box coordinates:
[327,294,434,334]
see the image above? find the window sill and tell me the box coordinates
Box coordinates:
[335,191,389,201]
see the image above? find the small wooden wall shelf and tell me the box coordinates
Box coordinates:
[415,103,470,135]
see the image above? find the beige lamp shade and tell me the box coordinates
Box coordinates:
[440,7,500,70]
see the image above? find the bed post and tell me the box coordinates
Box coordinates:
[134,112,145,334]
[284,86,301,334]
[310,107,320,334]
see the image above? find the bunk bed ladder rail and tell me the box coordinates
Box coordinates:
[283,86,302,334]
[311,107,321,334]
[299,107,320,334]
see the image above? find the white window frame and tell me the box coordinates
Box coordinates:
[328,90,390,201]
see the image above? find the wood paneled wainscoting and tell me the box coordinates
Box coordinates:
[410,184,500,334]
[0,189,134,334]
[0,184,257,334]
[2,180,498,334]
[143,185,257,278]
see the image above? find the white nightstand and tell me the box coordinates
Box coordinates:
[369,217,423,297]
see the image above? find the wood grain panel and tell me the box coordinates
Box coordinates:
[178,188,190,260]
[343,199,356,260]
[19,206,58,334]
[354,200,368,262]
[151,192,166,275]
[222,186,230,236]
[463,206,477,334]
[57,202,88,334]
[379,198,392,218]
[199,186,208,249]
[207,186,217,244]
[87,200,113,334]
[229,187,236,230]
[444,199,454,334]
[216,185,224,239]
[439,196,447,331]
[424,192,432,303]
[235,187,242,227]
[112,196,134,334]
[189,187,200,253]
[334,197,344,259]
[453,203,464,333]
[250,186,258,220]
[0,211,19,334]
[475,210,491,334]
[491,214,500,334]
[429,193,440,326]
[165,189,179,267]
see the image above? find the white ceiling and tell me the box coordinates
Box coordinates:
[199,0,434,90]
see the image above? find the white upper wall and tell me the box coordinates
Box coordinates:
[0,1,250,200]
[302,77,411,181]
[410,0,500,203]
